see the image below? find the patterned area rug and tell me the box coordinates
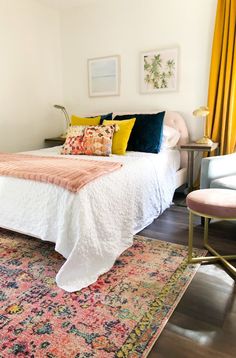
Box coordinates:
[0,228,204,358]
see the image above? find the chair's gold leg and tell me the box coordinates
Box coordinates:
[205,243,236,277]
[204,217,209,247]
[188,211,193,262]
[190,256,220,263]
[187,209,236,278]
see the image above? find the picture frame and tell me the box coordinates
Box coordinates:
[140,47,178,93]
[88,55,120,97]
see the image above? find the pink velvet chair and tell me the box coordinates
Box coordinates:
[186,188,236,277]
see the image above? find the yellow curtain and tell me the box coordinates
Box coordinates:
[207,0,236,154]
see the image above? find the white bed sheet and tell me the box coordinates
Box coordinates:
[0,147,180,292]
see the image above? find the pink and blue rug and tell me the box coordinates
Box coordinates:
[0,228,203,357]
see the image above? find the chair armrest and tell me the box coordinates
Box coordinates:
[200,153,236,189]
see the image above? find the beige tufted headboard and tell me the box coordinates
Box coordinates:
[164,111,189,169]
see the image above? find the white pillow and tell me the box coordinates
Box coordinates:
[161,125,181,149]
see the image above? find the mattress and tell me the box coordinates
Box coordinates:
[0,147,180,291]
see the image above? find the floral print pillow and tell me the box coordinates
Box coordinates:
[61,125,117,156]
[61,126,86,155]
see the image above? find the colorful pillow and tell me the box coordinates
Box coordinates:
[103,118,136,155]
[61,126,86,155]
[61,125,117,156]
[83,125,117,156]
[113,112,165,153]
[71,115,101,126]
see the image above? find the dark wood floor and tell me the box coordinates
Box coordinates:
[139,196,236,358]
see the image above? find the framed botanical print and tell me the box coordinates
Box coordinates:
[140,47,178,93]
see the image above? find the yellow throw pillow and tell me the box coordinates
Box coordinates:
[103,118,136,155]
[71,115,101,126]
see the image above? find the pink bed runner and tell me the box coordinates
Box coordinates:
[0,153,122,192]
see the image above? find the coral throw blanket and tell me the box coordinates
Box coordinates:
[0,153,122,192]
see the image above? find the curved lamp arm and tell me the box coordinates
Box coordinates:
[53,104,70,136]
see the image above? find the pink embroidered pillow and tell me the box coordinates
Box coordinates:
[61,125,117,156]
[82,125,117,156]
[61,126,86,155]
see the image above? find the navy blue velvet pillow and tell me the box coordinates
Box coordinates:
[88,112,113,124]
[113,112,165,153]
[100,113,113,121]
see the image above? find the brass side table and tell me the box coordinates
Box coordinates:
[180,142,219,193]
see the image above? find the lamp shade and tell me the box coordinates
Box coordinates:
[193,105,213,145]
[193,106,210,117]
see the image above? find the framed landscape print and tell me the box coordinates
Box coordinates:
[88,55,120,97]
[140,47,178,93]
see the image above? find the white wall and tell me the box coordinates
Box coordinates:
[0,0,63,152]
[0,0,217,152]
[60,0,217,140]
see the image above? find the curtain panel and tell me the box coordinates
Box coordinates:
[207,0,236,154]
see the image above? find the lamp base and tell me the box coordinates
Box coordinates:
[195,136,213,145]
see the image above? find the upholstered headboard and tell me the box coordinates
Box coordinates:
[164,111,189,169]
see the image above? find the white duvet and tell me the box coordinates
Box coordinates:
[0,147,180,292]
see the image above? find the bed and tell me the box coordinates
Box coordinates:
[0,111,188,292]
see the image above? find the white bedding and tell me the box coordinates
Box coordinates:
[0,147,180,292]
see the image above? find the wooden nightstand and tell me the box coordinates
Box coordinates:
[180,142,219,192]
[44,136,65,147]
